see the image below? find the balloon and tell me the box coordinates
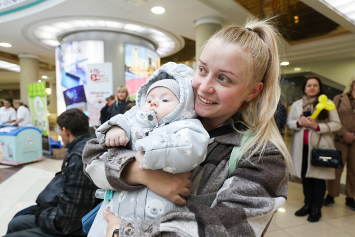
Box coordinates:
[311,94,336,120]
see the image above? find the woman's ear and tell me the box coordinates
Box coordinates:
[246,82,263,101]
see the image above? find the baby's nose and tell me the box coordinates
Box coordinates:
[150,101,158,107]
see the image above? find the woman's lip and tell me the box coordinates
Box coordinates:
[197,95,217,105]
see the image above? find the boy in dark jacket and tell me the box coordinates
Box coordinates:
[5,108,100,237]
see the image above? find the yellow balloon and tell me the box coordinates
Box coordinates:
[311,94,335,120]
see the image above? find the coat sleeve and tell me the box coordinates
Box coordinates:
[82,138,142,191]
[286,101,301,131]
[96,106,138,145]
[317,100,342,134]
[135,119,210,174]
[333,95,349,136]
[37,153,98,235]
[117,149,288,237]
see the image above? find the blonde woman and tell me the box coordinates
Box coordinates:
[324,76,355,210]
[108,86,134,119]
[90,17,291,237]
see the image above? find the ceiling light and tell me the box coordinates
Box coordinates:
[38,80,41,82]
[42,75,48,79]
[0,42,12,47]
[322,0,355,23]
[0,60,20,72]
[280,61,289,66]
[294,68,301,71]
[151,7,165,14]
[45,88,51,95]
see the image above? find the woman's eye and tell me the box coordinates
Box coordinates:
[162,99,168,102]
[219,76,228,82]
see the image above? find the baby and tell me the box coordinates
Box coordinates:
[85,62,209,237]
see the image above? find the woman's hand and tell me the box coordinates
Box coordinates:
[122,160,192,205]
[342,132,355,144]
[103,208,121,237]
[135,151,145,171]
[298,116,318,130]
[105,126,129,147]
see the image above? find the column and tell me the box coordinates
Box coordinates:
[48,82,57,114]
[18,54,39,105]
[194,16,222,61]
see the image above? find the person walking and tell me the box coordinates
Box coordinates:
[286,77,341,222]
[324,76,355,210]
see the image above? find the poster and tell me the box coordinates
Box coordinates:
[125,44,160,98]
[86,63,113,126]
[27,82,50,153]
[56,40,104,117]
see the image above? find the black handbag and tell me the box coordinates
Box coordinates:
[311,123,343,169]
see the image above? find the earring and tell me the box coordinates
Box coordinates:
[246,99,250,102]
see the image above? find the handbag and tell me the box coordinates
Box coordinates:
[311,123,343,169]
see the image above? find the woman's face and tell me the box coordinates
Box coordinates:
[304,79,320,97]
[192,39,256,128]
[117,90,127,101]
[4,101,11,109]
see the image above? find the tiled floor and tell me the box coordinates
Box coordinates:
[0,158,354,236]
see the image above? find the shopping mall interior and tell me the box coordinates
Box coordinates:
[1,0,355,236]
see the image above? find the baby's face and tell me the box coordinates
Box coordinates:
[142,87,179,122]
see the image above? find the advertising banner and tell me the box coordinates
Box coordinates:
[27,82,50,153]
[56,40,104,117]
[86,63,113,126]
[125,44,160,99]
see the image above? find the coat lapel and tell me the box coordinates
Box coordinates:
[339,94,352,112]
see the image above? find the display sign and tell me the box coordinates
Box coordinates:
[56,40,104,117]
[27,82,50,153]
[86,63,113,126]
[125,44,160,99]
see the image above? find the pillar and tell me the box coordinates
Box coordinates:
[48,82,57,114]
[194,16,223,61]
[18,53,39,105]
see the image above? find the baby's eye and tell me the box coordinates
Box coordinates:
[147,100,151,103]
[199,67,205,73]
[162,99,168,102]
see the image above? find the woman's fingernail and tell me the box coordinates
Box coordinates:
[103,208,110,215]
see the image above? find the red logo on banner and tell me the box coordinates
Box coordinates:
[90,68,109,82]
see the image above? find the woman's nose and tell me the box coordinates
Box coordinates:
[199,77,214,94]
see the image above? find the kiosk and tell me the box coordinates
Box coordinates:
[0,126,43,165]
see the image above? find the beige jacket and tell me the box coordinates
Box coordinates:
[286,99,341,179]
[333,94,355,136]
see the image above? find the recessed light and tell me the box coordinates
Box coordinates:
[42,75,48,79]
[0,42,12,47]
[151,6,165,14]
[38,80,41,82]
[294,68,301,71]
[280,61,289,66]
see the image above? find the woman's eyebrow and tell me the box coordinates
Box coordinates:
[219,69,239,79]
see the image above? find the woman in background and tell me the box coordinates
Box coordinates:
[108,86,134,119]
[0,98,16,125]
[286,77,341,222]
[324,76,355,210]
[13,101,33,127]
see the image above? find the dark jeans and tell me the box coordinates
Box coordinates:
[5,214,58,237]
[301,145,326,208]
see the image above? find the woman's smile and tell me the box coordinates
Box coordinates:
[197,95,217,105]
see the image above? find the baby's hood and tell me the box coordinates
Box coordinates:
[136,62,196,125]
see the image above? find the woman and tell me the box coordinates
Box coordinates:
[13,101,33,127]
[324,76,355,210]
[0,98,16,125]
[107,86,134,119]
[286,77,341,222]
[93,18,291,237]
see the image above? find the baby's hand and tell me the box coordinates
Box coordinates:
[105,126,129,147]
[135,151,145,171]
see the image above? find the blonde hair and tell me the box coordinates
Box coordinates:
[116,86,130,102]
[343,76,355,94]
[210,17,291,170]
